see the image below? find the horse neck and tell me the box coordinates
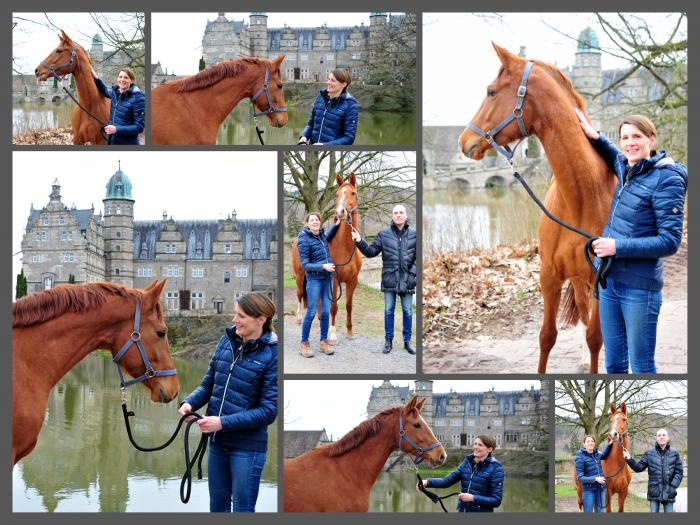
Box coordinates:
[73,51,103,109]
[329,218,356,259]
[193,63,262,125]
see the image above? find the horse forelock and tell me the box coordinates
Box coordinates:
[326,407,398,457]
[12,282,142,328]
[175,57,262,92]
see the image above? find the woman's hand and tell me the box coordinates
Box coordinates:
[90,66,98,79]
[595,476,606,485]
[415,480,427,492]
[458,492,475,502]
[178,402,198,422]
[297,137,309,145]
[592,238,616,257]
[351,230,361,242]
[623,450,631,460]
[323,263,336,273]
[575,109,599,141]
[104,125,117,135]
[197,416,223,433]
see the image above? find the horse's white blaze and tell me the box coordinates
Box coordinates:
[328,325,337,341]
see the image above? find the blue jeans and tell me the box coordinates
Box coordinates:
[581,487,606,512]
[599,278,662,374]
[207,441,266,512]
[649,500,674,512]
[301,277,331,342]
[384,292,413,342]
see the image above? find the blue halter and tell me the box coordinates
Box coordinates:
[251,65,288,117]
[112,302,177,389]
[398,412,442,465]
[468,60,535,160]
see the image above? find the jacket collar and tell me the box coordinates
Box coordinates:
[320,88,353,104]
[225,326,278,349]
[391,220,411,233]
[111,83,139,96]
[302,226,326,237]
[655,441,671,453]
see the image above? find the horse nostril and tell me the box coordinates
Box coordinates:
[467,144,477,158]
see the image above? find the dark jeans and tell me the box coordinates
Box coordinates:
[207,441,266,512]
[581,487,606,512]
[301,276,331,342]
[600,278,662,373]
[649,500,674,512]
[384,292,413,342]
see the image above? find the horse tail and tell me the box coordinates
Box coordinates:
[560,283,580,326]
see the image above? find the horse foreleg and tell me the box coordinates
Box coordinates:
[586,298,603,373]
[345,276,358,338]
[538,271,562,373]
[605,487,612,512]
[570,278,602,373]
[618,486,628,512]
[329,282,339,343]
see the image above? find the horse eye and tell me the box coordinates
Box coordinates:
[351,191,357,196]
[413,423,421,429]
[156,331,166,338]
[278,83,284,89]
[487,89,496,97]
[55,50,62,54]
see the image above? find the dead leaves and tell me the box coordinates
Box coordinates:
[13,128,73,145]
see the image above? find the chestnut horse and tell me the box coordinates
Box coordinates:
[574,402,632,512]
[152,55,288,144]
[35,31,109,145]
[284,396,446,512]
[459,44,616,373]
[12,280,179,465]
[292,173,363,342]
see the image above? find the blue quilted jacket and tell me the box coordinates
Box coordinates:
[183,328,277,452]
[575,443,612,490]
[593,134,688,291]
[297,224,338,280]
[427,454,505,512]
[95,78,145,145]
[301,89,359,145]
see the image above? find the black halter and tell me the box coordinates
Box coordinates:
[398,412,442,465]
[40,43,78,82]
[250,64,287,145]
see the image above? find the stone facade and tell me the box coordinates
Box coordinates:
[21,166,277,314]
[199,12,414,83]
[368,380,549,451]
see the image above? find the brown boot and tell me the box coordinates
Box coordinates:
[319,340,335,355]
[300,341,314,358]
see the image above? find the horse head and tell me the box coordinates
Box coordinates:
[400,395,447,466]
[251,55,288,128]
[334,172,358,223]
[113,279,179,403]
[35,30,84,81]
[609,402,628,441]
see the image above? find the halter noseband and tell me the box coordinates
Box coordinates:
[468,60,534,161]
[40,43,78,82]
[112,302,177,389]
[398,412,441,465]
[251,65,287,117]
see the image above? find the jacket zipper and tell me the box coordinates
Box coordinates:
[317,101,330,143]
[211,342,241,442]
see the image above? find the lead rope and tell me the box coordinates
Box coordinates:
[415,472,460,512]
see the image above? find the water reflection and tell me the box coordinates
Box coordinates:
[13,355,278,512]
[12,103,73,136]
[369,471,548,512]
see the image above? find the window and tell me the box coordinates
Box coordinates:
[116,206,122,215]
[191,292,204,310]
[165,244,177,254]
[434,419,445,427]
[164,266,181,277]
[58,216,65,225]
[115,245,121,251]
[115,268,120,276]
[35,231,47,241]
[166,291,179,311]
[42,217,49,226]
[43,276,53,289]
[137,267,153,277]
[521,418,531,425]
[300,54,308,61]
[224,244,232,254]
[192,267,204,278]
[352,52,361,60]
[467,419,476,427]
[452,434,460,447]
[327,53,334,61]
[116,231,121,238]
[224,271,231,283]
[60,231,73,241]
[63,252,75,262]
[235,266,248,278]
[494,419,502,427]
[450,419,461,427]
[32,254,41,263]
[234,291,244,300]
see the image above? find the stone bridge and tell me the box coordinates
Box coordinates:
[425,165,518,190]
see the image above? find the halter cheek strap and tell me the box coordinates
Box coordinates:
[40,44,78,82]
[112,302,177,389]
[251,65,288,117]
[398,412,441,465]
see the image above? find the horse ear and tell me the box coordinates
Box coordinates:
[621,402,627,414]
[610,403,617,414]
[349,172,357,187]
[405,395,418,412]
[492,42,517,70]
[416,398,426,411]
[335,174,344,187]
[145,279,168,306]
[60,30,72,45]
[273,54,285,69]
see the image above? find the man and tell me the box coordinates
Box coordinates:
[351,204,416,355]
[624,428,684,512]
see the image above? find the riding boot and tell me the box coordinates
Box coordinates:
[300,341,314,358]
[404,341,416,355]
[383,338,393,354]
[319,340,334,355]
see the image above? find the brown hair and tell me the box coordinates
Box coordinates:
[476,434,497,450]
[118,68,136,83]
[619,115,657,156]
[236,292,276,333]
[331,69,352,90]
[304,211,322,224]
[582,434,596,444]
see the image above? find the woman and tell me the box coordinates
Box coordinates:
[575,435,612,512]
[416,435,504,512]
[577,111,688,373]
[178,292,277,512]
[297,212,338,357]
[91,66,145,145]
[297,69,358,145]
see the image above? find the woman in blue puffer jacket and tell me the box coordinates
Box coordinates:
[296,211,338,357]
[297,69,358,145]
[577,111,688,373]
[418,435,505,512]
[575,435,613,512]
[91,66,145,145]
[178,292,277,512]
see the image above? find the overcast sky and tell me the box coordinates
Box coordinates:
[285,380,541,440]
[152,13,384,75]
[423,12,686,126]
[12,151,276,289]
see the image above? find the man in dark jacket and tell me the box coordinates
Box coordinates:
[624,428,684,512]
[351,204,416,354]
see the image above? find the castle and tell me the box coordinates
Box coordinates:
[154,12,414,86]
[368,381,549,451]
[20,166,277,314]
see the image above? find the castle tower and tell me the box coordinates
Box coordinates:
[249,12,269,58]
[103,162,135,287]
[573,27,602,126]
[90,34,104,64]
[415,380,434,425]
[368,12,387,75]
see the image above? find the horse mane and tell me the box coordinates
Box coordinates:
[326,406,398,457]
[12,282,142,328]
[175,57,263,92]
[533,59,587,110]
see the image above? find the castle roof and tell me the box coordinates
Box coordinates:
[105,166,134,201]
[576,27,600,53]
[27,208,98,232]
